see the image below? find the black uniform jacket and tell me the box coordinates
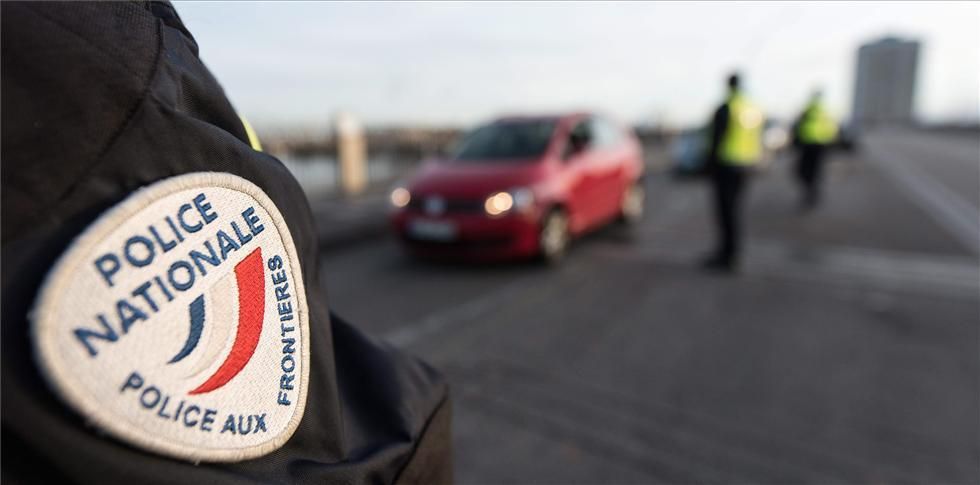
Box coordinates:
[1,2,451,483]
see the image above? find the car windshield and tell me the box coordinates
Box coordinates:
[452,120,556,161]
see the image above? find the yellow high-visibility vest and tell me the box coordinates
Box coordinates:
[718,91,764,165]
[239,115,263,152]
[797,101,838,145]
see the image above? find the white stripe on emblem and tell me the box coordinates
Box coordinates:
[185,272,238,378]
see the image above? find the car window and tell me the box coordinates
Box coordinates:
[590,116,623,149]
[452,120,557,161]
[564,119,593,158]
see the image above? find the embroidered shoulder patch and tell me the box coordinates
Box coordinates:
[32,172,310,462]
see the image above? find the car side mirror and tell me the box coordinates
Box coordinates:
[563,134,590,161]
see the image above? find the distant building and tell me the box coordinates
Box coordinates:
[851,37,920,127]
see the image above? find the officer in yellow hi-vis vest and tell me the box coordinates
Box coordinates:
[702,73,764,273]
[793,90,838,210]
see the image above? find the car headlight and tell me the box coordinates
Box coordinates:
[390,187,411,208]
[484,188,534,216]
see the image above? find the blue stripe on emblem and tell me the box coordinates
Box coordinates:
[168,294,205,364]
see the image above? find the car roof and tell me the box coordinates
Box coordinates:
[493,112,591,124]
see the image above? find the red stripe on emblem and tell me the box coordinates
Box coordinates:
[189,248,265,395]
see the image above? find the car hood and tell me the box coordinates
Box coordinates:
[407,159,545,198]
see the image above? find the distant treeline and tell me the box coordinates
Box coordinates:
[266,125,673,161]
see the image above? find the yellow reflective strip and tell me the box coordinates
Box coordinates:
[239,116,263,152]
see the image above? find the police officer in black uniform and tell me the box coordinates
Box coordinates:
[701,73,764,273]
[1,2,451,483]
[792,90,839,210]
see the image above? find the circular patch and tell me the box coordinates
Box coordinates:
[32,172,310,462]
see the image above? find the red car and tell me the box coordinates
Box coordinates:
[389,113,645,262]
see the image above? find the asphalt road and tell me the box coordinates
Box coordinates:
[318,129,979,484]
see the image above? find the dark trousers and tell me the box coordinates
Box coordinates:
[796,143,826,207]
[710,164,749,264]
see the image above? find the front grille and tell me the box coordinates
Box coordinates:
[409,196,484,214]
[445,199,484,212]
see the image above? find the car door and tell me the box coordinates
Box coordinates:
[561,119,600,233]
[589,116,629,221]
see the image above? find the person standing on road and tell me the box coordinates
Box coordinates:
[701,73,765,273]
[792,90,838,210]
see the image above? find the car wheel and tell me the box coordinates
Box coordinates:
[619,182,645,225]
[539,209,569,264]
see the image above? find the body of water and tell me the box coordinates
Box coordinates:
[278,154,414,198]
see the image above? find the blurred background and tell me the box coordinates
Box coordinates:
[180,2,978,482]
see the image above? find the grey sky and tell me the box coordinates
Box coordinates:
[176,1,979,129]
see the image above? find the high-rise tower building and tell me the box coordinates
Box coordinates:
[852,37,920,127]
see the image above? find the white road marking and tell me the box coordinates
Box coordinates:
[382,274,538,347]
[592,233,979,300]
[867,139,979,255]
[751,240,979,299]
[380,233,977,355]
